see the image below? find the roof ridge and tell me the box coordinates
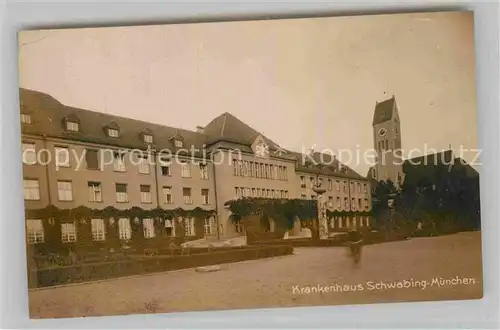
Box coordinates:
[220,113,228,137]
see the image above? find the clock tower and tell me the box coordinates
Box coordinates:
[372,95,404,187]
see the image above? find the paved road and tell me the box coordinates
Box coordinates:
[29,232,483,319]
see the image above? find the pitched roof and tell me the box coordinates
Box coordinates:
[203,112,281,149]
[19,88,369,181]
[404,150,453,168]
[19,88,208,154]
[290,151,366,180]
[372,96,395,126]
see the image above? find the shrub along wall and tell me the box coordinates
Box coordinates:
[30,245,293,288]
[26,205,215,256]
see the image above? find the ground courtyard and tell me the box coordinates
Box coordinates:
[29,232,483,319]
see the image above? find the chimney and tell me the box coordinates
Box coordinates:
[196,126,204,134]
[334,155,340,171]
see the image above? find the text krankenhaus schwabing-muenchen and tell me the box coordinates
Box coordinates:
[292,276,479,295]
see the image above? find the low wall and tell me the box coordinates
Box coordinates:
[30,245,293,288]
[249,231,408,247]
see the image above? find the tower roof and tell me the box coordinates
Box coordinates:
[372,96,395,126]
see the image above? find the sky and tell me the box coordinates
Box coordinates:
[18,11,479,175]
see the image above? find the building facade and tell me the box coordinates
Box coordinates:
[20,88,372,247]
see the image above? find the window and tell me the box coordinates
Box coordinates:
[300,176,306,188]
[23,179,40,200]
[301,194,307,199]
[204,217,213,235]
[88,181,102,202]
[174,139,183,148]
[163,186,172,204]
[344,197,349,208]
[143,134,153,144]
[26,219,44,244]
[284,191,289,198]
[364,199,369,208]
[239,161,243,177]
[283,167,288,181]
[363,184,367,193]
[21,113,32,124]
[311,194,317,200]
[183,187,192,204]
[260,164,265,178]
[116,183,128,202]
[336,180,340,191]
[118,218,131,240]
[55,146,70,167]
[138,155,150,174]
[318,178,323,187]
[358,198,362,209]
[91,218,106,241]
[22,143,37,165]
[181,161,191,178]
[328,179,332,191]
[160,156,171,176]
[249,162,254,177]
[85,149,100,170]
[235,220,243,233]
[273,166,278,180]
[165,218,175,237]
[343,181,348,192]
[235,187,240,198]
[143,218,155,238]
[328,196,333,208]
[252,188,256,197]
[351,198,357,210]
[243,161,249,177]
[336,197,341,208]
[201,189,210,205]
[271,189,275,198]
[232,159,238,176]
[184,217,195,236]
[61,223,76,243]
[357,183,361,193]
[246,188,251,198]
[310,177,315,187]
[66,121,79,132]
[199,163,209,179]
[140,185,152,203]
[113,152,126,172]
[57,181,73,201]
[108,128,119,138]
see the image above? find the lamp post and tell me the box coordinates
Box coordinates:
[387,192,396,238]
[311,163,327,240]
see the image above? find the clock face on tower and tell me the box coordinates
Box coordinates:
[378,128,387,137]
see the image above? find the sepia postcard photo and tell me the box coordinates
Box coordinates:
[18,11,482,319]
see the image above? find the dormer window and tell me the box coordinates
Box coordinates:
[174,140,183,148]
[104,121,120,138]
[64,114,80,132]
[144,134,153,144]
[21,113,32,124]
[66,121,79,132]
[108,128,119,138]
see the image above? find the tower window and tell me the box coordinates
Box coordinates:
[21,113,32,124]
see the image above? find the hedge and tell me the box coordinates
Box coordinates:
[30,245,293,288]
